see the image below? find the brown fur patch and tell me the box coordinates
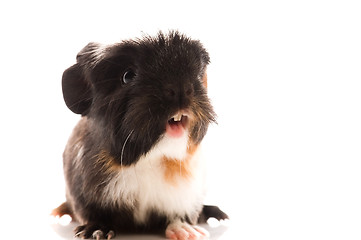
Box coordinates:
[95,150,123,172]
[51,202,73,218]
[162,142,198,185]
[202,71,208,89]
[187,141,198,156]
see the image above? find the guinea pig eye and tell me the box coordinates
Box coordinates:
[122,70,136,84]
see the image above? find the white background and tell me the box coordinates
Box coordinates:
[1,0,360,239]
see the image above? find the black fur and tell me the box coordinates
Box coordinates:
[58,31,227,239]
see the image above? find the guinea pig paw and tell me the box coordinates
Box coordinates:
[165,221,209,240]
[74,224,115,239]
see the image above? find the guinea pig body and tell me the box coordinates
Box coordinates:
[53,31,228,239]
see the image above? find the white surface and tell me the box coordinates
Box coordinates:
[49,220,230,239]
[1,0,361,239]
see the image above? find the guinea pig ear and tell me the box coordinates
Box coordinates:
[62,63,92,115]
[62,42,107,115]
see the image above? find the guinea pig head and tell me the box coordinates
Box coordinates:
[62,31,216,165]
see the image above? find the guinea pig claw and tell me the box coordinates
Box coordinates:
[74,230,85,238]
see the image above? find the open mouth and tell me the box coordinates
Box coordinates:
[166,112,189,138]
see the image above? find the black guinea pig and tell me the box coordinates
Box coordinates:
[52,31,228,240]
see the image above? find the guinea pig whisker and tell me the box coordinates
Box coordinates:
[67,96,93,111]
[120,130,134,166]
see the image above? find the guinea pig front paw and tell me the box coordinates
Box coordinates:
[165,220,209,240]
[74,223,115,239]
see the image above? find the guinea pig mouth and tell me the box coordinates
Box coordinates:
[166,112,189,138]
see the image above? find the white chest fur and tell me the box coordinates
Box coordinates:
[101,133,207,224]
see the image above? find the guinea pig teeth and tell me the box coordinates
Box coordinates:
[173,113,183,122]
[170,111,190,122]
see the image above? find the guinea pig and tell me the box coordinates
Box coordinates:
[52,31,228,240]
